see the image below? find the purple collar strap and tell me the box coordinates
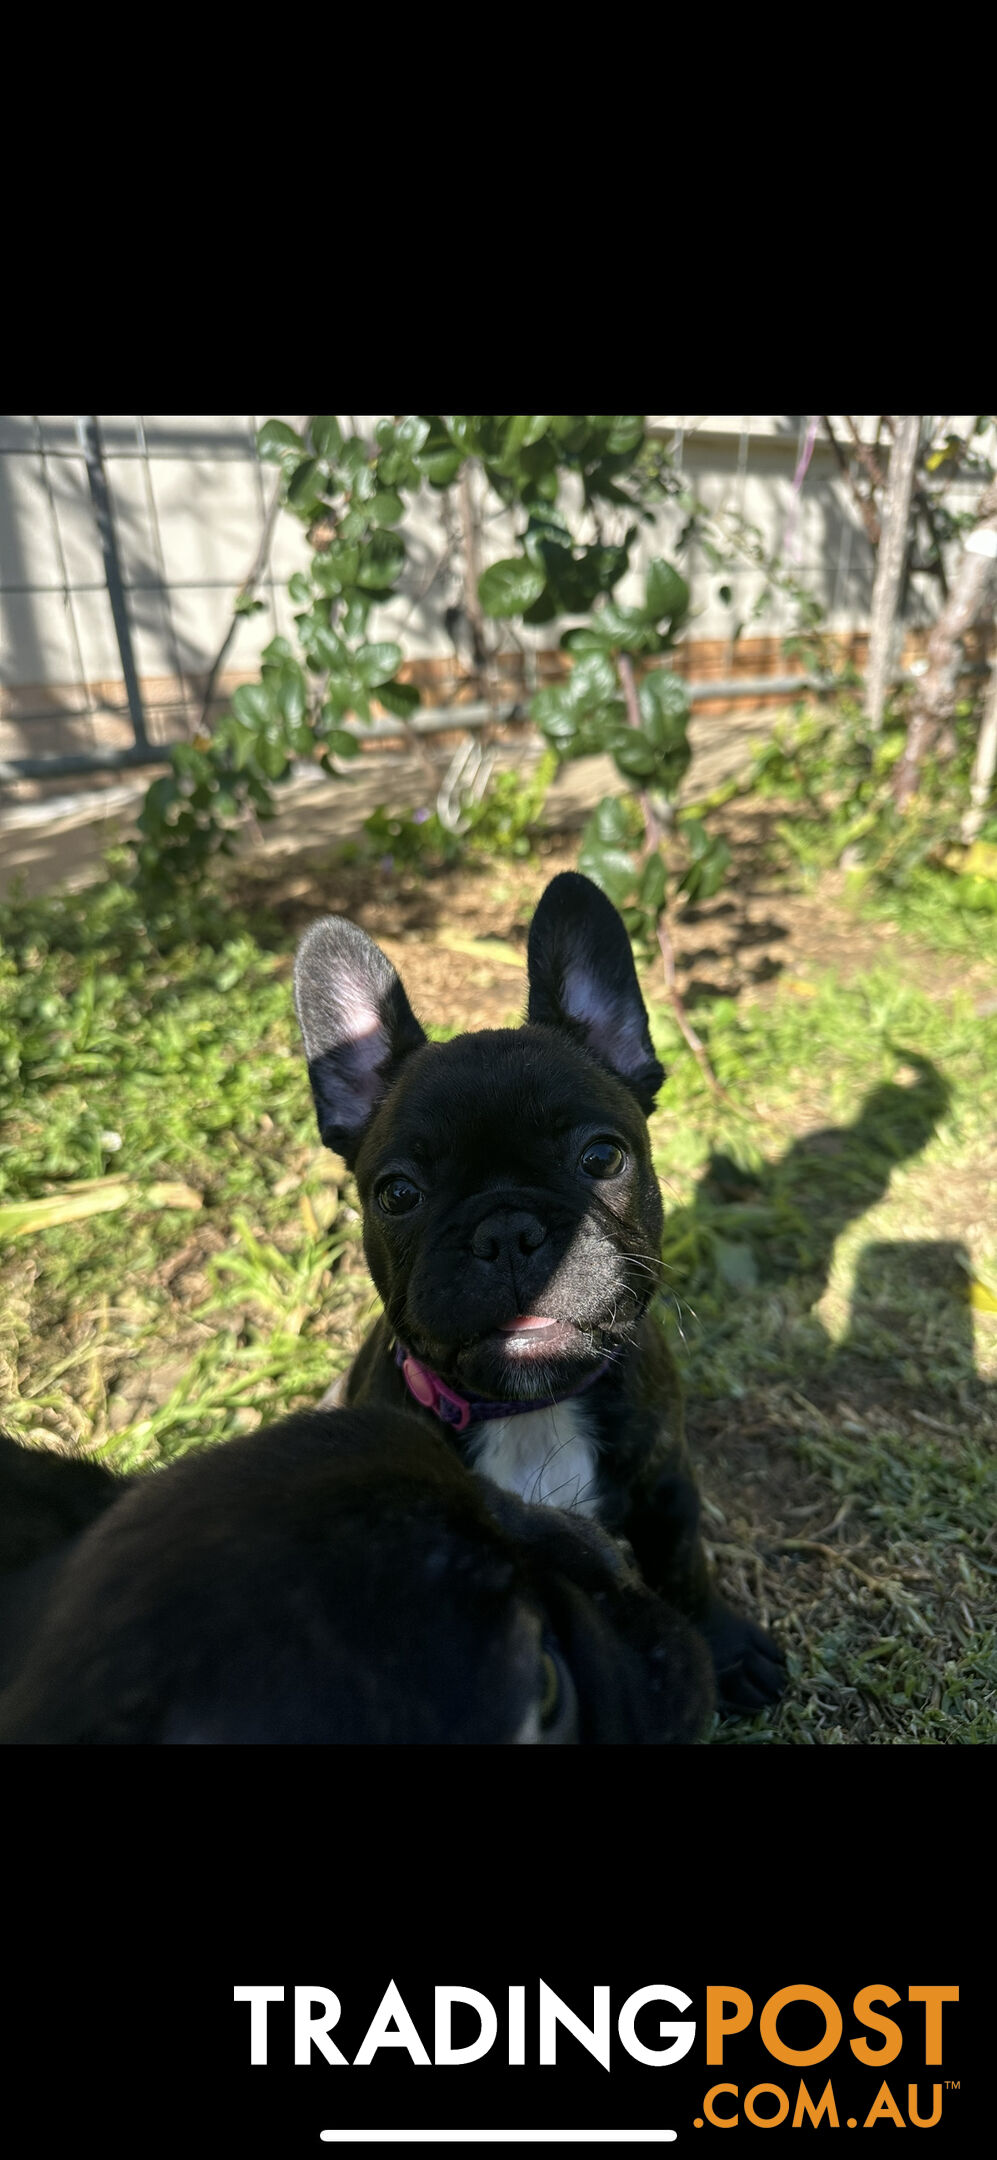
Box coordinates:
[394,1340,612,1435]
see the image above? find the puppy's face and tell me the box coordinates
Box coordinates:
[355,1028,662,1400]
[294,875,666,1401]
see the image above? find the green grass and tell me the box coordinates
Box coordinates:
[1,857,995,1742]
[640,969,997,1745]
[853,865,997,961]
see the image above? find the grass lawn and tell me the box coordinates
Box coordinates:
[1,804,995,1744]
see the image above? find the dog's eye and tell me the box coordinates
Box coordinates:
[537,1641,578,1742]
[579,1139,626,1179]
[377,1177,423,1216]
[539,1651,561,1727]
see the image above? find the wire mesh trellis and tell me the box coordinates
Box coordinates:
[0,415,289,780]
[2,416,988,792]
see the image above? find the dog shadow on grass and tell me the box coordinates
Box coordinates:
[677,1047,995,1412]
[672,1051,997,1741]
[692,1050,953,1298]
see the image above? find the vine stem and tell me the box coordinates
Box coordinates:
[616,653,726,1098]
[197,416,312,736]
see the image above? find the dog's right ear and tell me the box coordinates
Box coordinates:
[293,919,427,1165]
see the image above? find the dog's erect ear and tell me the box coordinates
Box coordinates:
[293,918,427,1165]
[527,872,664,1114]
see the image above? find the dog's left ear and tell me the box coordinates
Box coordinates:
[527,872,664,1114]
[294,917,427,1165]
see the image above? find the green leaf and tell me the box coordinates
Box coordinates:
[681,815,709,860]
[395,415,431,453]
[445,416,481,455]
[645,559,690,623]
[560,625,617,655]
[612,733,659,780]
[577,838,636,908]
[594,601,662,654]
[226,720,256,771]
[368,488,405,527]
[638,669,690,748]
[522,507,573,568]
[572,702,627,756]
[141,775,178,824]
[680,834,732,903]
[414,421,464,486]
[257,419,304,461]
[605,416,645,455]
[478,556,547,618]
[276,660,307,724]
[568,650,617,710]
[532,699,578,750]
[522,590,559,625]
[328,729,360,760]
[355,641,403,687]
[288,572,312,607]
[530,684,575,735]
[422,449,464,485]
[338,439,369,483]
[342,592,373,638]
[233,593,265,617]
[376,447,418,489]
[257,733,289,780]
[376,678,421,719]
[312,542,361,594]
[589,542,630,592]
[287,458,327,511]
[351,460,378,506]
[519,438,559,502]
[261,635,295,664]
[309,623,350,671]
[591,795,636,846]
[356,531,406,589]
[310,415,343,459]
[231,682,276,728]
[503,415,551,456]
[548,415,589,450]
[655,745,692,797]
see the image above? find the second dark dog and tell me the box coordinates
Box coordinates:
[0,1417,714,1745]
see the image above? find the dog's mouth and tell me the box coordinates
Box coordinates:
[452,1313,614,1400]
[399,1285,647,1403]
[486,1315,597,1366]
[496,1313,560,1345]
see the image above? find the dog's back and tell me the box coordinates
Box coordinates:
[0,1413,714,1745]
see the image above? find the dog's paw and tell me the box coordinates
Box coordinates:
[705,1600,786,1715]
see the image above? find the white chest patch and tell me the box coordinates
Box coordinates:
[466,1401,601,1517]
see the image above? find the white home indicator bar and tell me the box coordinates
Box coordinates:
[320,2134,677,2145]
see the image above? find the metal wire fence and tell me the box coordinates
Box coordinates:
[0,416,988,792]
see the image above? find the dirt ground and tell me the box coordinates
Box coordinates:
[228,796,997,1031]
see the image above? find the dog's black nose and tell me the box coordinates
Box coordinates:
[471,1209,548,1264]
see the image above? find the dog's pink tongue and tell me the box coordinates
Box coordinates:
[498,1315,556,1333]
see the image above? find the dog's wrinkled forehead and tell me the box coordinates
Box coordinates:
[358,1026,644,1177]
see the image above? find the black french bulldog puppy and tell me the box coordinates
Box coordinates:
[294,870,785,1713]
[0,1417,714,1744]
